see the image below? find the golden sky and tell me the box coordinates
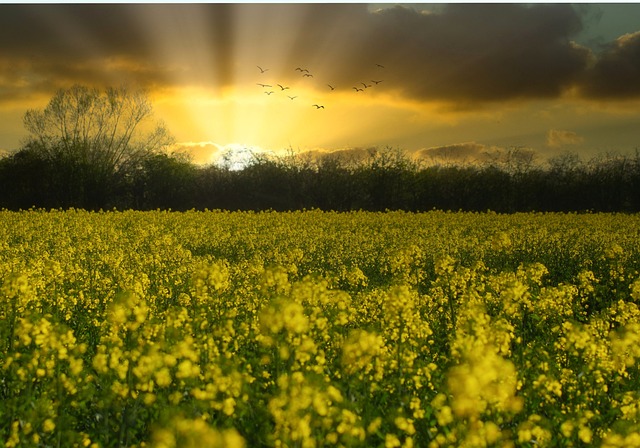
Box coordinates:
[1,3,640,166]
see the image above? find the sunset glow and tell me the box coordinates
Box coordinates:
[1,3,640,166]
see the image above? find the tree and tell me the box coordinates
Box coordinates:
[22,84,174,208]
[135,153,198,210]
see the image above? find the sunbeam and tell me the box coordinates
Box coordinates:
[1,3,640,162]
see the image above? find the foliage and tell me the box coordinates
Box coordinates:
[1,209,640,447]
[5,84,174,209]
[1,84,639,212]
[2,145,640,212]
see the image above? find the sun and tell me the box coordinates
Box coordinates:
[216,143,273,170]
[142,4,395,157]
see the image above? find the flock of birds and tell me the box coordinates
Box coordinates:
[255,64,385,110]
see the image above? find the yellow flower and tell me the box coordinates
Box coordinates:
[395,417,415,435]
[436,406,453,426]
[630,278,640,302]
[176,360,200,379]
[92,353,108,374]
[154,367,172,387]
[578,426,593,444]
[43,419,56,433]
[447,340,522,418]
[560,420,574,438]
[367,417,382,434]
[222,397,236,416]
[144,393,157,405]
[385,434,401,448]
[69,357,83,376]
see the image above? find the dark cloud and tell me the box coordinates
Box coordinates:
[0,4,639,106]
[0,4,237,62]
[365,4,590,102]
[0,4,237,95]
[247,4,593,103]
[579,31,640,98]
[0,5,144,58]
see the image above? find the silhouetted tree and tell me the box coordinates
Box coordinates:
[312,155,360,210]
[0,147,53,209]
[357,147,418,210]
[2,137,640,212]
[134,153,198,210]
[21,84,174,209]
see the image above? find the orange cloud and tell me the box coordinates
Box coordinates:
[170,142,221,165]
[546,129,584,147]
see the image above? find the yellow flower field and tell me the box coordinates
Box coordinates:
[1,209,639,447]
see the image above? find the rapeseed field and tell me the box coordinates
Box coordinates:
[1,209,639,447]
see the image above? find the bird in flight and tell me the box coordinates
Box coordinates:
[361,82,372,89]
[288,95,297,100]
[327,84,335,90]
[312,104,325,109]
[376,64,385,69]
[353,87,363,92]
[265,91,274,95]
[372,80,383,85]
[257,66,269,73]
[295,67,309,72]
[257,83,272,88]
[303,73,314,78]
[278,84,290,91]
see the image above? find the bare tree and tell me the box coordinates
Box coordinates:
[23,84,174,178]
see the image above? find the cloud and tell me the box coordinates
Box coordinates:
[243,4,593,104]
[415,143,538,167]
[365,4,590,102]
[415,142,498,164]
[0,3,639,108]
[298,147,379,166]
[0,4,237,96]
[546,129,585,147]
[170,141,221,166]
[579,31,640,98]
[171,142,277,169]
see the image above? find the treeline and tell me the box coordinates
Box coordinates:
[2,146,640,212]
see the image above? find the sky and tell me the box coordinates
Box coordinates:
[1,3,640,167]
